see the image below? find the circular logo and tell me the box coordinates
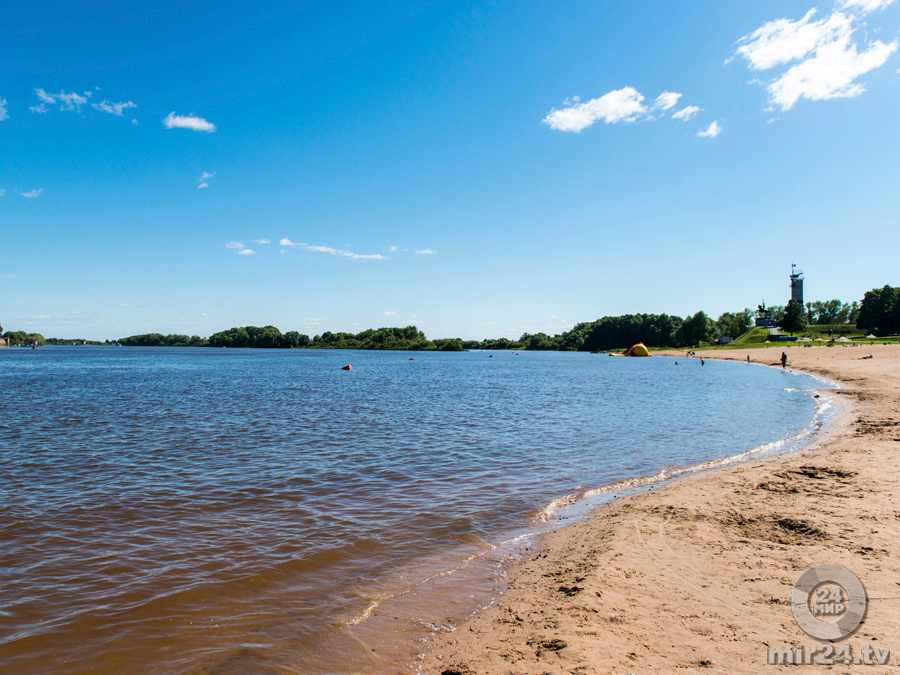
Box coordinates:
[791,563,867,641]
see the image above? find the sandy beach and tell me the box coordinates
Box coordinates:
[421,344,900,674]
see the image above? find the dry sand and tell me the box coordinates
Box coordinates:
[420,344,900,674]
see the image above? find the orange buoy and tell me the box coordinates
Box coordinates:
[409,358,414,361]
[489,355,493,358]
[341,364,353,371]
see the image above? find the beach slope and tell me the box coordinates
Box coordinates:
[422,345,900,674]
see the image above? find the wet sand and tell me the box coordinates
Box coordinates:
[420,344,900,674]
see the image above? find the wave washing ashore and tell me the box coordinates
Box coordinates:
[422,344,900,675]
[1,348,829,673]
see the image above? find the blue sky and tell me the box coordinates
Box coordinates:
[2,0,899,340]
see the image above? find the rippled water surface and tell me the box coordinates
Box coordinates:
[0,347,827,673]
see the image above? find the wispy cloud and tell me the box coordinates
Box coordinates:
[841,0,896,11]
[0,98,8,122]
[543,88,648,131]
[237,249,256,256]
[0,188,5,196]
[92,100,136,116]
[2,274,19,279]
[734,7,898,110]
[388,245,401,253]
[672,105,702,121]
[30,88,91,114]
[383,311,396,316]
[415,248,437,255]
[163,112,217,132]
[279,238,386,260]
[19,189,43,198]
[251,239,270,244]
[697,121,722,138]
[652,91,681,111]
[225,241,244,249]
[29,315,51,320]
[198,171,215,189]
[543,87,704,132]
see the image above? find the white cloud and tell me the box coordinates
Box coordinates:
[92,100,136,116]
[197,171,215,189]
[280,238,386,260]
[841,0,896,12]
[0,98,8,121]
[383,311,396,316]
[2,274,18,278]
[30,88,93,113]
[30,315,51,320]
[163,112,216,132]
[36,88,55,104]
[225,241,244,249]
[415,248,437,255]
[19,189,43,198]
[388,245,401,252]
[251,239,270,244]
[543,87,648,131]
[544,88,704,132]
[238,249,256,256]
[131,118,139,126]
[736,9,834,71]
[735,8,898,110]
[697,121,722,138]
[652,91,681,111]
[672,105,702,121]
[0,188,5,196]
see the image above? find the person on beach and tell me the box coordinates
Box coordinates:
[700,358,705,366]
[747,355,750,363]
[781,352,787,369]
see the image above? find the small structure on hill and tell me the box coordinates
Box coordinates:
[755,302,777,328]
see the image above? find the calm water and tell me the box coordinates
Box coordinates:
[0,347,829,673]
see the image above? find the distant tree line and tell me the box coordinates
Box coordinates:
[116,325,465,351]
[464,310,754,351]
[7,288,890,352]
[118,334,209,347]
[2,331,47,346]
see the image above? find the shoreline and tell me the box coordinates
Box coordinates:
[419,344,900,674]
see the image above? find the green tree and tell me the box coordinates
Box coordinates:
[715,309,753,340]
[857,285,899,336]
[779,299,806,336]
[681,311,712,346]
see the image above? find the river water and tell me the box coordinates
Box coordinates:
[0,347,830,673]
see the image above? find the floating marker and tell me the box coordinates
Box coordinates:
[341,364,353,371]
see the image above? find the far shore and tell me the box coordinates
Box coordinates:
[421,344,900,674]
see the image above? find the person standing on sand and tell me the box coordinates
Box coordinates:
[747,355,750,363]
[781,352,787,369]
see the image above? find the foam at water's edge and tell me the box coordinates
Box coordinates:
[539,378,836,526]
